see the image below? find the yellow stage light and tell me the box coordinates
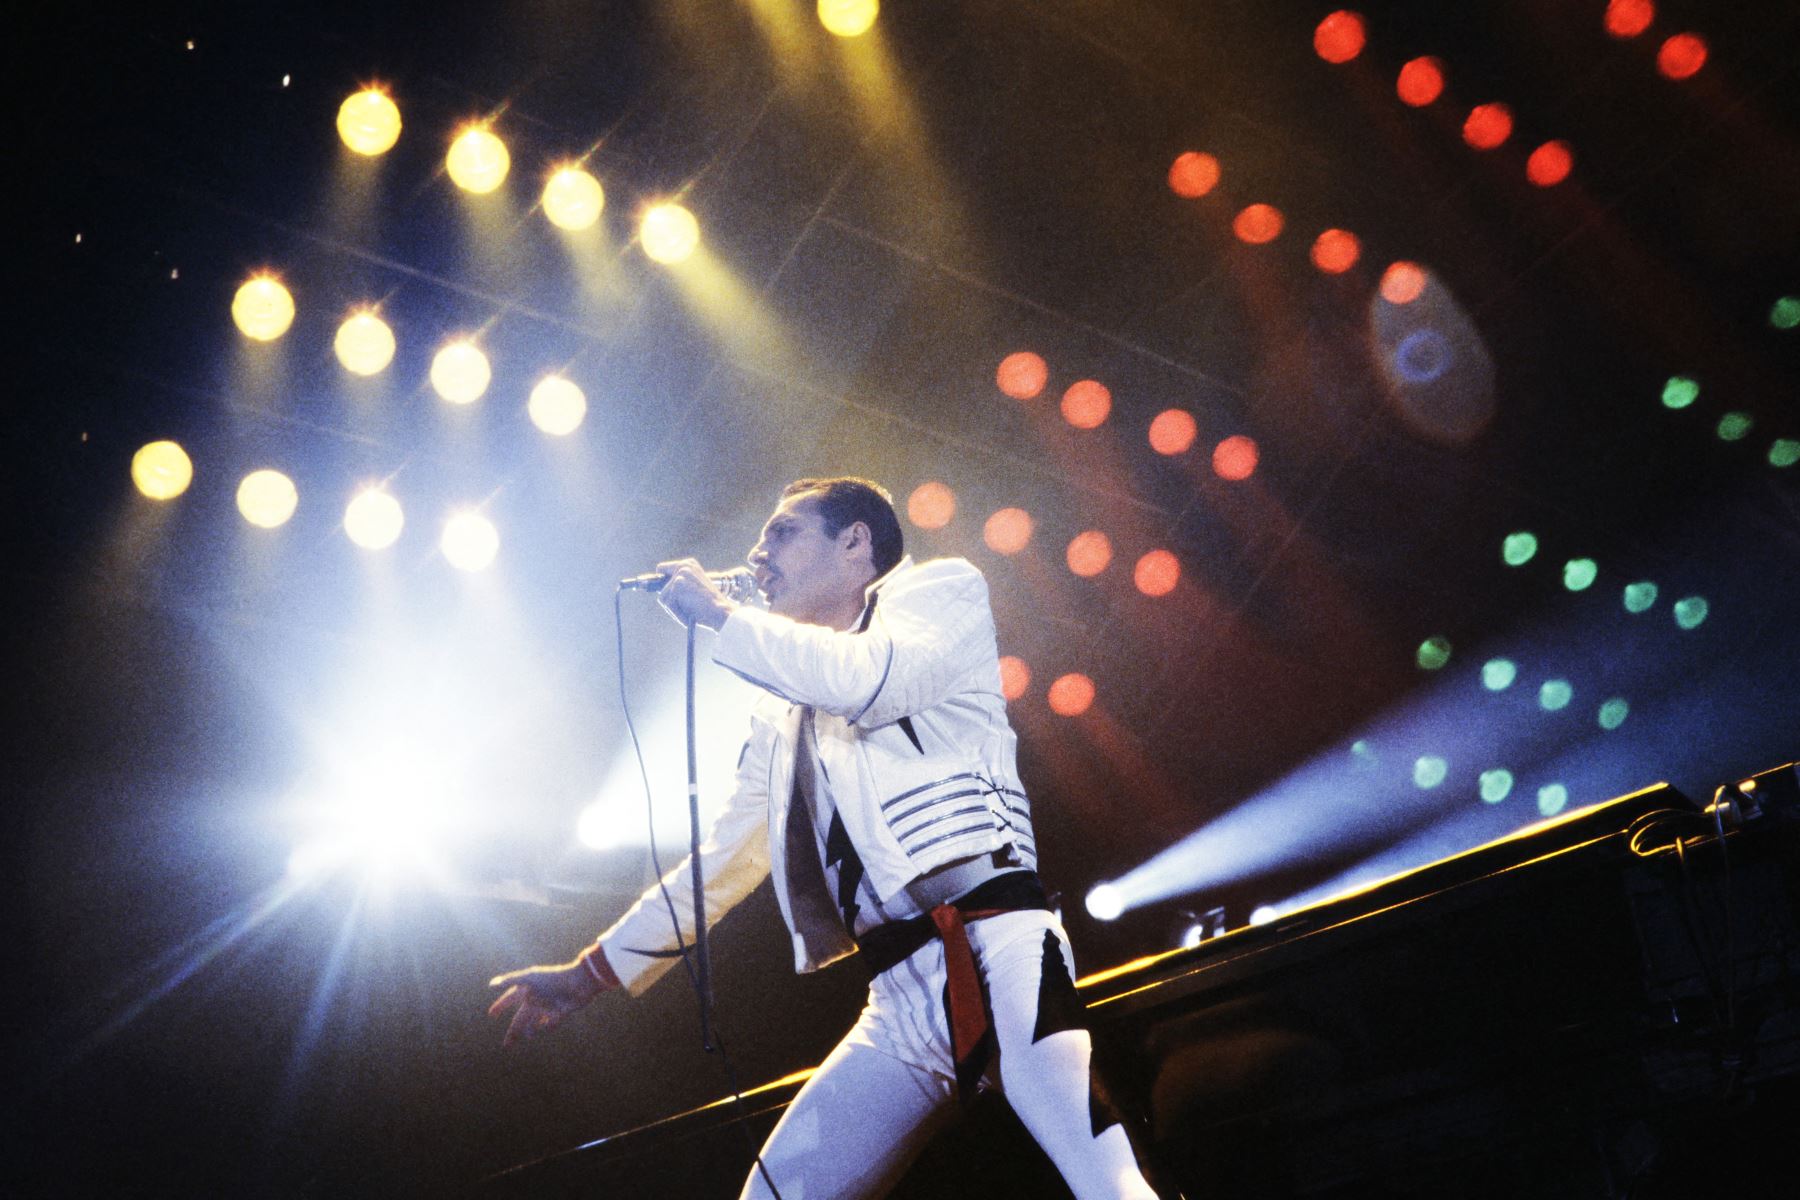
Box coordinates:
[232,275,295,342]
[334,310,396,376]
[640,202,699,264]
[446,125,510,194]
[430,340,491,404]
[528,375,587,435]
[132,440,193,501]
[344,487,404,549]
[819,0,879,38]
[441,510,499,571]
[236,469,298,528]
[337,88,401,156]
[543,166,605,231]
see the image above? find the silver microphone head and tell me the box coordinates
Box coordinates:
[713,567,761,606]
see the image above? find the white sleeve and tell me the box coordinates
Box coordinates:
[710,558,996,728]
[594,718,773,996]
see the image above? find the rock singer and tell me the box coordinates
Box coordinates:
[490,477,1157,1199]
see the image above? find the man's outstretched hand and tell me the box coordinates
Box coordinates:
[488,949,620,1047]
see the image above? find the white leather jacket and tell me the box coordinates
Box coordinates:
[597,556,1037,993]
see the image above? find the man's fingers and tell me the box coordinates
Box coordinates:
[488,984,525,1020]
[505,997,540,1047]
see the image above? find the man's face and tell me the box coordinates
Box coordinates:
[747,493,867,627]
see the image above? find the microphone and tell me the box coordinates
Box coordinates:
[618,566,760,604]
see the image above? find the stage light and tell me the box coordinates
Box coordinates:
[1526,141,1574,187]
[334,310,396,376]
[543,165,605,231]
[1061,380,1111,428]
[1597,697,1630,730]
[1211,434,1258,481]
[1310,228,1361,274]
[1413,756,1448,789]
[1148,408,1197,455]
[1537,783,1568,817]
[1396,57,1444,106]
[1416,636,1452,670]
[441,510,499,572]
[996,351,1048,399]
[236,469,297,528]
[1657,33,1707,80]
[1716,412,1752,441]
[983,507,1033,555]
[1167,151,1221,198]
[1604,0,1654,39]
[1672,596,1708,630]
[1461,103,1513,150]
[344,488,403,549]
[1501,531,1537,566]
[906,481,956,529]
[1623,581,1659,613]
[1232,203,1283,245]
[818,0,878,38]
[1661,375,1699,409]
[232,274,295,341]
[998,655,1030,701]
[1771,297,1800,330]
[1313,11,1366,64]
[1770,439,1800,468]
[1562,558,1597,591]
[1134,550,1180,597]
[1538,679,1573,711]
[131,440,193,500]
[1248,906,1279,926]
[1479,769,1513,803]
[527,375,587,435]
[430,340,491,405]
[1482,658,1517,691]
[447,125,510,193]
[337,87,401,156]
[640,202,700,264]
[1047,673,1095,717]
[1086,884,1124,921]
[1379,261,1427,304]
[1066,531,1113,577]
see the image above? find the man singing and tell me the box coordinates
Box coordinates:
[489,477,1157,1199]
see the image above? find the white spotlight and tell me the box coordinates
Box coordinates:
[1085,883,1124,921]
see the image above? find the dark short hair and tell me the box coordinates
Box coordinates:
[783,477,904,578]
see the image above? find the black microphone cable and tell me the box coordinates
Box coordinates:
[613,587,787,1200]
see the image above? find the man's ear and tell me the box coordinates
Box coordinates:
[839,520,872,559]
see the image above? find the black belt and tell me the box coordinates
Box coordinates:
[856,870,1048,975]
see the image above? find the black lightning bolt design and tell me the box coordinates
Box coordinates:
[824,810,864,933]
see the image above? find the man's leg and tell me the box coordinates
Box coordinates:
[975,911,1161,1200]
[740,1013,957,1200]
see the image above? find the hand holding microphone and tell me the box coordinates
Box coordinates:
[622,560,756,629]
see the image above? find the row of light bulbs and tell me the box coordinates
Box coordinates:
[230,278,590,434]
[336,88,702,257]
[130,441,503,570]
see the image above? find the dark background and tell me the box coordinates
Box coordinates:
[11,1,1798,1195]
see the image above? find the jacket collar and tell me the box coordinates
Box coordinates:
[851,555,912,633]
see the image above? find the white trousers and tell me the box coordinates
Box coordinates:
[739,910,1159,1200]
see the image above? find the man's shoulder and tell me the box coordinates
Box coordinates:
[882,556,986,592]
